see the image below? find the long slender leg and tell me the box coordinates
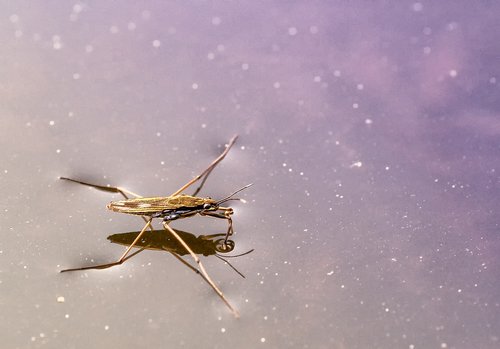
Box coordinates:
[162,222,240,318]
[60,178,158,269]
[60,218,154,272]
[59,177,142,199]
[171,135,238,196]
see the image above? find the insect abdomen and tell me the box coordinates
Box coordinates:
[107,195,215,216]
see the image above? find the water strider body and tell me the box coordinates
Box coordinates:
[59,135,249,317]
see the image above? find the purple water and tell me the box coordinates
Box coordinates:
[1,2,499,348]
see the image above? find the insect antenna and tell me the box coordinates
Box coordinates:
[215,249,254,278]
[216,183,253,205]
[218,249,254,258]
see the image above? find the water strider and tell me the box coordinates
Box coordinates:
[60,135,250,317]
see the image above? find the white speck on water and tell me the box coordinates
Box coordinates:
[365,118,373,125]
[65,314,69,318]
[212,17,221,25]
[192,83,199,90]
[489,77,497,84]
[333,70,341,77]
[449,69,458,77]
[141,10,151,20]
[242,63,249,70]
[104,325,110,330]
[201,123,207,128]
[49,120,55,126]
[313,76,321,82]
[385,166,390,170]
[412,2,423,12]
[357,83,364,90]
[73,4,83,13]
[353,103,359,109]
[73,73,80,80]
[152,40,161,48]
[260,337,266,343]
[156,132,161,137]
[207,52,215,60]
[341,284,345,288]
[441,343,448,349]
[52,35,63,50]
[273,82,281,89]
[447,22,458,31]
[350,161,362,168]
[9,14,19,23]
[56,149,61,154]
[221,327,226,333]
[57,296,65,303]
[39,333,45,338]
[288,27,298,36]
[127,22,136,31]
[327,270,334,276]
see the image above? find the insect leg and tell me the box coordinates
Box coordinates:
[60,177,158,269]
[59,177,142,199]
[162,222,240,318]
[171,135,238,196]
[201,211,234,248]
[60,218,153,272]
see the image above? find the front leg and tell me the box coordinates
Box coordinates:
[201,208,234,250]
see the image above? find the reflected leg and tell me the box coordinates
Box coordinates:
[60,218,154,272]
[60,177,157,269]
[162,222,240,318]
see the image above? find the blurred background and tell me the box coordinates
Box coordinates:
[1,1,499,348]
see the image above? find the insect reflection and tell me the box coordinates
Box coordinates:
[107,229,253,278]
